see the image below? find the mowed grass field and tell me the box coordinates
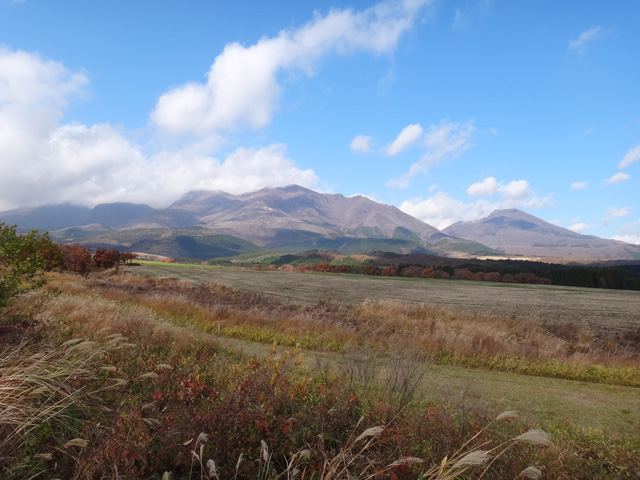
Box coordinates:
[132,263,640,335]
[128,263,640,439]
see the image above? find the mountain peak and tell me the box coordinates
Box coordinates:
[444,209,640,260]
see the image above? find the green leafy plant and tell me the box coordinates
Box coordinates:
[0,223,50,314]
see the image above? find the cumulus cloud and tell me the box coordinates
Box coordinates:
[571,181,588,191]
[619,142,640,169]
[152,0,431,136]
[350,135,372,154]
[499,179,531,200]
[0,47,318,210]
[467,178,539,204]
[568,222,594,233]
[467,177,498,197]
[568,26,602,54]
[399,179,553,229]
[605,172,631,185]
[386,123,423,155]
[400,192,489,230]
[387,119,475,188]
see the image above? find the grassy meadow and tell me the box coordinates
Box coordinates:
[1,263,639,478]
[132,262,640,334]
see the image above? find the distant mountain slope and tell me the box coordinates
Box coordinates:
[147,185,492,255]
[161,185,447,247]
[0,204,91,231]
[0,185,495,259]
[87,202,155,229]
[443,209,640,260]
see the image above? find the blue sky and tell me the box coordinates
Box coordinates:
[0,0,638,244]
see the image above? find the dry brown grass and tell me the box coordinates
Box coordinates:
[4,269,640,478]
[39,270,640,382]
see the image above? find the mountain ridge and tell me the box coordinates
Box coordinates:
[2,188,638,261]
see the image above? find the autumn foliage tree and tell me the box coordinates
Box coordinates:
[381,265,398,276]
[59,244,93,276]
[93,248,121,270]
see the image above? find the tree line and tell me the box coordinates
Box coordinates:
[1,223,137,313]
[256,251,640,290]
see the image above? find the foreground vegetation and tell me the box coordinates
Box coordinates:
[1,265,639,478]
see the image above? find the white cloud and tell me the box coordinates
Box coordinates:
[388,119,475,188]
[498,179,530,200]
[584,127,594,135]
[568,222,594,233]
[204,144,319,195]
[612,235,640,245]
[467,177,498,197]
[466,177,542,203]
[612,220,640,245]
[350,135,372,154]
[604,206,632,223]
[549,219,563,226]
[152,0,431,136]
[400,192,491,230]
[0,47,318,210]
[386,123,423,155]
[571,181,588,191]
[399,179,553,229]
[605,172,631,185]
[620,142,640,169]
[568,26,602,54]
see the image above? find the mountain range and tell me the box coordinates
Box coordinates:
[1,185,638,261]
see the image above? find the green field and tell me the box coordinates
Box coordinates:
[131,263,640,335]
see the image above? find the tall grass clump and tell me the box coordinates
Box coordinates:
[0,336,132,478]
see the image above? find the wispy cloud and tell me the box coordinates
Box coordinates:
[603,206,632,223]
[605,172,631,185]
[568,26,602,54]
[350,135,372,154]
[570,181,588,191]
[619,142,640,169]
[568,222,594,233]
[387,120,475,188]
[386,123,423,155]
